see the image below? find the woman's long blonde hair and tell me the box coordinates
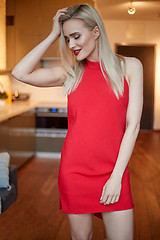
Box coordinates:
[59,4,126,99]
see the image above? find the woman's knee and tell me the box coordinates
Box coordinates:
[68,213,93,240]
[71,230,93,240]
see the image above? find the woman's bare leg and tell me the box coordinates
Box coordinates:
[68,213,93,240]
[102,209,133,240]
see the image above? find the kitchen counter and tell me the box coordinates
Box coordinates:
[0,101,37,123]
[37,101,67,108]
[0,101,67,123]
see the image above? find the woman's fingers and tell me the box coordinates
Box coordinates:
[115,195,119,203]
[100,186,105,201]
[58,7,68,12]
[104,196,112,205]
[100,190,120,205]
[110,196,117,204]
[51,8,68,38]
[100,176,121,205]
[56,8,68,19]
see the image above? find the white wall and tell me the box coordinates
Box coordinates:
[103,19,160,130]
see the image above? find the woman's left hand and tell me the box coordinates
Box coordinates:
[99,174,122,205]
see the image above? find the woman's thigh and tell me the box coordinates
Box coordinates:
[68,213,93,240]
[102,209,133,240]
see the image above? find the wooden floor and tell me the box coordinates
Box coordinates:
[0,131,160,240]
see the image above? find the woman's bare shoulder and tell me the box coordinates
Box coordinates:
[121,56,143,84]
[124,56,143,75]
[124,56,143,68]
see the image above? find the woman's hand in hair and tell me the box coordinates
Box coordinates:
[51,8,68,39]
[99,174,122,205]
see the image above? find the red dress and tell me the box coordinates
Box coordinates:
[58,59,134,218]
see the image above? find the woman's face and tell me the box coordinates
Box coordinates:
[62,18,100,62]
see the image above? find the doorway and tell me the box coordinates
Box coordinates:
[116,44,155,130]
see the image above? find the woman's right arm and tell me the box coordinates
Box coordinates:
[11,8,68,87]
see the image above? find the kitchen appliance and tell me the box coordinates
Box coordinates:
[36,107,68,158]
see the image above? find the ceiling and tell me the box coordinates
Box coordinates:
[95,0,160,21]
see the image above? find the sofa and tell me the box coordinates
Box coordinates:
[0,165,17,214]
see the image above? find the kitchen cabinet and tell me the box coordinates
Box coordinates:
[0,120,9,152]
[0,109,36,168]
[9,109,36,168]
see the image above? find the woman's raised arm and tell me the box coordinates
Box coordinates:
[11,8,68,87]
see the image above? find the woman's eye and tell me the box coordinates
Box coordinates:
[75,35,80,39]
[65,35,80,43]
[65,38,69,43]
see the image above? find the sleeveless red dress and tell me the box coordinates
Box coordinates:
[58,59,134,218]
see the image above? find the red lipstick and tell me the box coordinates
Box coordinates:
[73,49,81,56]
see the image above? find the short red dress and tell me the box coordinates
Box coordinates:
[58,59,134,218]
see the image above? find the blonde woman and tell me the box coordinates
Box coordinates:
[12,4,143,240]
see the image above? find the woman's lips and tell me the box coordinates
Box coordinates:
[73,49,81,56]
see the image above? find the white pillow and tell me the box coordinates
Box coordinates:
[0,152,10,188]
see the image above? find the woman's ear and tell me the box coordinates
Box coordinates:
[93,26,100,39]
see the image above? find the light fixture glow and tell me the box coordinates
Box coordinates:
[128,1,136,15]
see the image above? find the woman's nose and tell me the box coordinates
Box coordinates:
[68,39,76,49]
